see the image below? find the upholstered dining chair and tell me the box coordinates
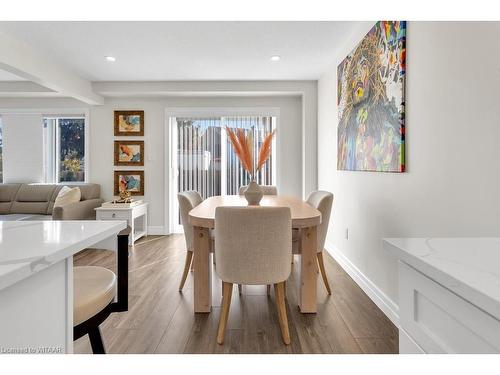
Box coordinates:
[73,228,130,354]
[215,206,292,345]
[178,191,243,294]
[238,185,278,195]
[239,184,278,295]
[292,191,334,294]
[178,190,205,291]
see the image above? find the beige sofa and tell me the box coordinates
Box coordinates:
[0,183,103,221]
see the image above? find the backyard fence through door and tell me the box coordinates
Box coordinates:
[170,114,277,231]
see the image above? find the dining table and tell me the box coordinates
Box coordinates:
[189,195,322,314]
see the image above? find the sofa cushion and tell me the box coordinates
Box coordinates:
[0,184,22,214]
[10,184,56,214]
[0,203,12,215]
[77,184,100,200]
[0,183,22,202]
[10,201,50,214]
[0,183,102,215]
[54,186,81,208]
[47,183,100,214]
[14,184,57,202]
[48,185,64,214]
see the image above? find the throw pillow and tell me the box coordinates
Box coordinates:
[54,186,81,208]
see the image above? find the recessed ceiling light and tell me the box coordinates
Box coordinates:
[105,56,116,62]
[270,55,281,62]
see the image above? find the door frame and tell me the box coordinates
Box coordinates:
[164,107,280,234]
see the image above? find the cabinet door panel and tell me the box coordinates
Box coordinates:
[399,261,500,353]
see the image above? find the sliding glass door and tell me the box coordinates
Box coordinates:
[176,117,223,199]
[170,115,276,231]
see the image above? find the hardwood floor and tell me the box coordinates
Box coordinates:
[74,234,398,354]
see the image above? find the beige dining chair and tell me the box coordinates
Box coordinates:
[178,190,206,291]
[239,184,278,296]
[293,191,333,294]
[238,185,278,195]
[178,191,243,294]
[215,206,292,345]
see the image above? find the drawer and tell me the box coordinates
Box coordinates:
[399,261,500,353]
[96,210,130,221]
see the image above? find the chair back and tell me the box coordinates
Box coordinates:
[306,191,333,253]
[238,185,278,195]
[178,191,203,252]
[215,206,291,285]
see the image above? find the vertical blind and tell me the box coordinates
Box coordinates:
[175,116,275,222]
[176,117,222,199]
[224,116,274,195]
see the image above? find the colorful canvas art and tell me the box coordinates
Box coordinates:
[114,171,144,196]
[114,141,144,166]
[114,110,144,136]
[337,21,406,172]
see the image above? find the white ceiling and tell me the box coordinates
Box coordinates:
[0,21,355,81]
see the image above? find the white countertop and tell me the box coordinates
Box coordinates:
[383,237,500,320]
[0,220,127,291]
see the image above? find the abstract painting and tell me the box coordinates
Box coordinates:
[114,141,144,166]
[114,110,144,136]
[114,171,144,196]
[337,21,406,172]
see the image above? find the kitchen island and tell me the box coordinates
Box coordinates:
[384,237,500,353]
[0,220,127,354]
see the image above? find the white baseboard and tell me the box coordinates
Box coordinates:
[147,226,168,235]
[399,328,425,354]
[325,241,400,327]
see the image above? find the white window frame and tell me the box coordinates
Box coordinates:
[43,110,89,184]
[0,108,90,185]
[164,107,280,234]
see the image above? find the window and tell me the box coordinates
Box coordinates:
[43,116,86,183]
[0,116,3,183]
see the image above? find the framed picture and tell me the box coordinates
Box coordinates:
[337,21,406,172]
[114,171,144,196]
[114,140,144,166]
[114,110,144,136]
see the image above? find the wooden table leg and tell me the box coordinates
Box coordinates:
[299,225,317,313]
[193,226,212,313]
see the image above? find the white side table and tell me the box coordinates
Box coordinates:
[95,203,148,245]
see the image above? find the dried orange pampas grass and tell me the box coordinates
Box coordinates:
[226,127,253,174]
[225,127,275,176]
[256,129,275,171]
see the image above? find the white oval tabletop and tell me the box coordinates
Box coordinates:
[189,195,321,229]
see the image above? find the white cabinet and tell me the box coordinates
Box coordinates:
[0,259,70,353]
[398,261,500,353]
[96,203,148,245]
[384,237,500,354]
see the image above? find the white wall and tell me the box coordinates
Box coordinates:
[0,92,306,232]
[93,96,303,232]
[318,21,500,319]
[2,113,43,183]
[92,80,318,197]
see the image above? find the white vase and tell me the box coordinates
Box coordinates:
[244,180,263,206]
